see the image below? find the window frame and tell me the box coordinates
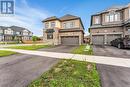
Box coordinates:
[51,22,55,28]
[109,14,114,22]
[47,33,53,39]
[45,22,49,28]
[95,16,100,24]
[70,22,75,28]
[129,8,130,19]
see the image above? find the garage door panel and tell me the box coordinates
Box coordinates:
[61,36,79,45]
[92,35,104,45]
[107,34,121,45]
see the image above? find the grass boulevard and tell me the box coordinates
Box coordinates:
[28,45,100,87]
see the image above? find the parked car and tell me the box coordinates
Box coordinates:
[110,37,130,49]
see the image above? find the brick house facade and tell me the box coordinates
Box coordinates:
[43,14,84,45]
[89,3,130,45]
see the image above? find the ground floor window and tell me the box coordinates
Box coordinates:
[47,33,53,39]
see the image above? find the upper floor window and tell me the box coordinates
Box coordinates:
[105,12,120,22]
[51,22,55,28]
[23,30,28,35]
[129,8,130,18]
[128,29,130,32]
[109,14,114,22]
[105,15,109,22]
[0,29,3,34]
[94,16,100,24]
[70,22,75,28]
[63,21,75,29]
[63,23,66,28]
[16,32,20,35]
[45,23,49,28]
[5,29,13,34]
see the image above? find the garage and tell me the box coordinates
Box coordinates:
[107,34,121,45]
[92,35,104,45]
[61,36,79,45]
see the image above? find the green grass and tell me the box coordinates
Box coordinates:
[0,50,16,57]
[28,45,100,87]
[72,45,93,55]
[8,45,52,50]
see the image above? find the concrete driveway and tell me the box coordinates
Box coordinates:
[93,46,130,87]
[0,46,76,87]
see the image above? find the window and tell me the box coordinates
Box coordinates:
[63,23,66,28]
[115,14,118,21]
[128,29,130,32]
[0,29,3,34]
[95,16,100,24]
[105,12,120,22]
[129,8,130,18]
[16,32,20,35]
[110,14,114,22]
[51,22,55,28]
[70,22,75,28]
[105,15,109,22]
[45,23,49,28]
[47,33,53,39]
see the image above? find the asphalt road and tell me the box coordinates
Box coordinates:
[93,46,130,87]
[0,46,76,87]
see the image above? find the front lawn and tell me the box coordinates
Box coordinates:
[0,50,16,57]
[8,45,52,50]
[28,45,100,87]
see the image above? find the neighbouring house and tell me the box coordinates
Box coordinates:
[89,3,130,45]
[42,14,84,45]
[84,35,90,44]
[0,26,33,42]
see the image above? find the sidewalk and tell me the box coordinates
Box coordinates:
[0,48,130,68]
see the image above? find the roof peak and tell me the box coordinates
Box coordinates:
[43,14,80,22]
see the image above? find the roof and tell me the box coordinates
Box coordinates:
[59,14,80,21]
[43,16,59,22]
[42,14,80,22]
[93,3,130,16]
[42,14,85,30]
[59,28,84,34]
[0,26,32,33]
[45,29,55,33]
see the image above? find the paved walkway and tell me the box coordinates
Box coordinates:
[0,46,75,87]
[0,48,130,68]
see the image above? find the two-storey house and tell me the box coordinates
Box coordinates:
[89,3,130,45]
[42,14,84,45]
[0,26,33,42]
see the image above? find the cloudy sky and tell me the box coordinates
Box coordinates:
[0,0,130,36]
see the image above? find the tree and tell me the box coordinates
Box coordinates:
[32,36,39,43]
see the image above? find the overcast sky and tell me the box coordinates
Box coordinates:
[0,0,130,36]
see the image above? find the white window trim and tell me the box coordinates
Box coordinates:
[109,14,114,22]
[129,8,130,19]
[95,16,100,24]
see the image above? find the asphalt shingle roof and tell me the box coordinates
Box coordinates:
[59,14,80,21]
[43,16,59,22]
[93,3,130,15]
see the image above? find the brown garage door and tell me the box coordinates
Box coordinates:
[92,35,104,45]
[61,36,79,45]
[107,34,121,45]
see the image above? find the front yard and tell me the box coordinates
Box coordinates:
[7,45,52,50]
[0,50,16,57]
[0,45,52,57]
[28,45,100,87]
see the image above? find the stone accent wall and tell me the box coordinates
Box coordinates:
[43,28,59,45]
